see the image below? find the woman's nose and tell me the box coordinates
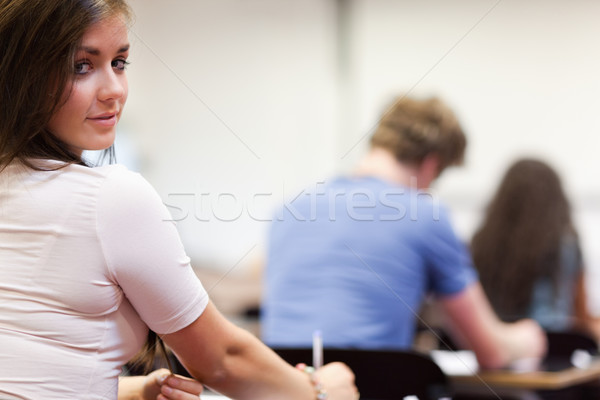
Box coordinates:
[98,69,126,102]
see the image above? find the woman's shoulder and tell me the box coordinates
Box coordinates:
[92,163,142,182]
[2,160,143,190]
[93,164,170,218]
[92,164,160,202]
[44,163,161,211]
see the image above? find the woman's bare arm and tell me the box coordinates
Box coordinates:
[574,273,600,342]
[162,301,357,400]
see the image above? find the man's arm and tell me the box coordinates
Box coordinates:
[440,282,547,369]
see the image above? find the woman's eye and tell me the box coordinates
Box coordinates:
[75,62,92,75]
[112,59,130,71]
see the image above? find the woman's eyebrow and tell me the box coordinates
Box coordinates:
[79,44,130,55]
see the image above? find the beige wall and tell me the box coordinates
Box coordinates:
[122,0,600,309]
[339,0,600,311]
[124,0,339,269]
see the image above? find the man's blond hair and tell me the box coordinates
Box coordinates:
[370,96,466,171]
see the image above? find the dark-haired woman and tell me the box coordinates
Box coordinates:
[472,158,600,341]
[0,1,356,399]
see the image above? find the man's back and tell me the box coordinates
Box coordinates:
[261,176,476,349]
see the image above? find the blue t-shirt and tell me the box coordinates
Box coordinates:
[261,176,477,349]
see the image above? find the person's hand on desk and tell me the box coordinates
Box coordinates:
[315,362,358,400]
[501,319,547,372]
[140,368,204,400]
[135,363,358,400]
[441,282,547,370]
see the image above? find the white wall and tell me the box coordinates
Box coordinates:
[125,0,339,268]
[123,0,600,304]
[340,0,600,206]
[339,0,600,309]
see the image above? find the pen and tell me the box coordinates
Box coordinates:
[313,330,323,370]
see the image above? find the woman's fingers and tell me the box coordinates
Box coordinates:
[158,374,204,400]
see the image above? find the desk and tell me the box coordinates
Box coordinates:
[195,354,600,399]
[432,350,600,399]
[450,359,600,391]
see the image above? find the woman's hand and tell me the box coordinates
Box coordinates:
[141,368,204,400]
[315,362,359,400]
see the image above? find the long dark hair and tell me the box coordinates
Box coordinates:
[128,331,173,375]
[471,158,575,321]
[0,0,131,171]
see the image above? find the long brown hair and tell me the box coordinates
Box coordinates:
[0,0,131,171]
[471,158,575,321]
[128,331,174,375]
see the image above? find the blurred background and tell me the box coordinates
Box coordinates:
[120,0,600,314]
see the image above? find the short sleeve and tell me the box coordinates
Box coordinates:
[422,205,478,296]
[96,166,208,334]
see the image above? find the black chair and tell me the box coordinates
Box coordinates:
[545,330,597,357]
[272,347,452,400]
[542,330,598,371]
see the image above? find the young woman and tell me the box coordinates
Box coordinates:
[472,158,600,340]
[0,1,357,399]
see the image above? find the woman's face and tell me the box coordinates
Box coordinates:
[47,15,129,156]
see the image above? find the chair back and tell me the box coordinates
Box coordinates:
[273,347,451,400]
[543,330,598,371]
[546,330,597,356]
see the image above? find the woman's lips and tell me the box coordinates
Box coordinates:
[87,113,118,127]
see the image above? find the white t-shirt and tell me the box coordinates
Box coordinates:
[0,161,209,399]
